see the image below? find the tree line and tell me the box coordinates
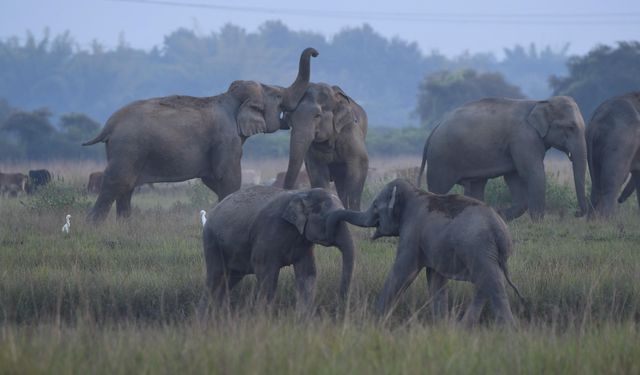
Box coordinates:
[1,21,638,160]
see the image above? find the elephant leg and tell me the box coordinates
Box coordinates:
[306,156,331,189]
[331,164,349,206]
[427,166,457,195]
[460,289,488,327]
[376,248,421,317]
[341,159,368,210]
[512,152,545,220]
[115,188,134,219]
[477,270,515,326]
[426,267,449,320]
[293,252,317,313]
[463,179,488,201]
[500,172,528,221]
[203,144,242,201]
[254,262,281,305]
[89,162,137,223]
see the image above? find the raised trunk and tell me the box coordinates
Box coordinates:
[282,48,318,111]
[284,125,314,189]
[334,223,355,299]
[571,141,588,217]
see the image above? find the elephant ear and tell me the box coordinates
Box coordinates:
[282,194,309,234]
[332,86,356,133]
[527,101,550,138]
[237,99,267,137]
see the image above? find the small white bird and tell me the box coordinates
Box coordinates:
[62,214,71,234]
[200,210,207,227]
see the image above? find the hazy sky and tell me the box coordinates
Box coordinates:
[2,0,639,57]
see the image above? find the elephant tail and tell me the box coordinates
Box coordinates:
[82,116,120,146]
[417,122,440,188]
[494,221,525,304]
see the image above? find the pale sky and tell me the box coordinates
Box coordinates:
[1,0,639,57]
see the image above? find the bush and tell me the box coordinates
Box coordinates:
[186,181,218,208]
[28,182,90,211]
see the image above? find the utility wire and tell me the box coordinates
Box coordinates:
[107,0,640,25]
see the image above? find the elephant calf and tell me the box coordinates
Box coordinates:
[200,186,355,312]
[327,179,522,326]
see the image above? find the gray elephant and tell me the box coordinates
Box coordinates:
[327,179,522,325]
[200,186,355,312]
[587,92,640,216]
[82,48,318,222]
[282,83,368,210]
[417,96,588,221]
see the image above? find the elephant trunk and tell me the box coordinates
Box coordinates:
[570,140,588,217]
[326,207,377,240]
[284,125,314,189]
[282,48,318,111]
[333,223,355,300]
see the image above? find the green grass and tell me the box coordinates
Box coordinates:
[1,169,639,373]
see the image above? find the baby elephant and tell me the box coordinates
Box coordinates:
[327,179,522,326]
[200,186,355,312]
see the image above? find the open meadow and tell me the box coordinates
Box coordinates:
[1,157,639,373]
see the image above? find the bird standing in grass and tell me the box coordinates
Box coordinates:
[62,214,71,234]
[200,210,207,227]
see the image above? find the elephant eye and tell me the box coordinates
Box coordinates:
[314,113,322,119]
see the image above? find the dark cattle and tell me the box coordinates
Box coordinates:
[26,169,52,194]
[87,171,104,194]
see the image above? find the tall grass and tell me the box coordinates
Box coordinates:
[0,158,638,373]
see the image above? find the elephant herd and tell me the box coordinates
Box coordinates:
[80,47,640,324]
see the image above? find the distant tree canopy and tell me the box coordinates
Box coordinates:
[550,41,640,119]
[416,69,525,129]
[0,105,102,160]
[0,22,569,129]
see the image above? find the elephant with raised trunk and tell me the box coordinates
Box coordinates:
[587,92,640,217]
[282,83,368,210]
[83,48,318,223]
[200,186,355,313]
[417,96,588,221]
[326,179,522,326]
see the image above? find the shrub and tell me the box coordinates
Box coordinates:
[28,182,90,211]
[186,181,218,208]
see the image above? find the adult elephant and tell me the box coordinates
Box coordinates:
[83,48,318,223]
[282,83,368,210]
[200,186,355,312]
[586,92,640,217]
[417,96,588,221]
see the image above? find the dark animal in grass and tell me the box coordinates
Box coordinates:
[26,169,52,194]
[87,171,104,194]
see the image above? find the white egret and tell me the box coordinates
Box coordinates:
[62,214,71,234]
[200,210,207,227]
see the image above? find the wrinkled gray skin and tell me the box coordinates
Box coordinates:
[417,96,588,221]
[83,48,318,223]
[587,92,640,217]
[200,186,355,313]
[283,83,368,210]
[327,179,522,326]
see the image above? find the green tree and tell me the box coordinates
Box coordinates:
[416,69,525,130]
[550,41,640,118]
[59,112,101,143]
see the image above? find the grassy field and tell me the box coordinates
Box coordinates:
[0,158,639,373]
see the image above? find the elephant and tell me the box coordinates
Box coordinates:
[282,83,368,210]
[587,92,640,216]
[200,186,355,312]
[82,48,318,223]
[0,172,28,197]
[326,179,523,326]
[417,96,588,221]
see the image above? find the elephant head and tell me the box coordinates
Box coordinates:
[282,188,355,298]
[282,84,357,189]
[326,179,413,240]
[527,96,588,216]
[228,47,319,139]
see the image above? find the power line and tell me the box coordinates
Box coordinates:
[106,0,640,25]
